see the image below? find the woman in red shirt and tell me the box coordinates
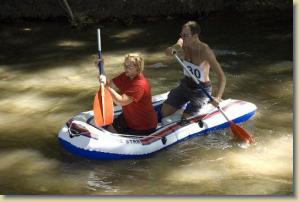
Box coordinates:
[99,53,157,135]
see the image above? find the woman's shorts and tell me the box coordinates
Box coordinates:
[113,114,156,135]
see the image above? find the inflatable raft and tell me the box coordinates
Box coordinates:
[58,92,256,160]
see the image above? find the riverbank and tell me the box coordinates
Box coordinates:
[0,0,292,26]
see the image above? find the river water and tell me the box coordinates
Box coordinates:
[0,12,293,195]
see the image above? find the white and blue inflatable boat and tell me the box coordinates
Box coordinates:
[58,92,257,160]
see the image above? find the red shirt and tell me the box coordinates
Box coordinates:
[113,73,157,130]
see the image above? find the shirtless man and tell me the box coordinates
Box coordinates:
[161,21,226,121]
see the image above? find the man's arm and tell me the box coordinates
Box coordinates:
[165,38,183,56]
[206,48,226,101]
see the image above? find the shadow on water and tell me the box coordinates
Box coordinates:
[0,20,182,72]
[0,12,293,195]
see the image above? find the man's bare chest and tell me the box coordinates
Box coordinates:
[184,47,206,64]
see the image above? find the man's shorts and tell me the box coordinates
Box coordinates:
[164,81,212,116]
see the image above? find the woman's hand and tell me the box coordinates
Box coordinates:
[99,75,106,84]
[99,75,111,86]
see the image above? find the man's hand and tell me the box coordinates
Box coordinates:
[211,97,221,107]
[165,38,183,56]
[165,47,177,56]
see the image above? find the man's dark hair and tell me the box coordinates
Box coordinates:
[184,21,201,35]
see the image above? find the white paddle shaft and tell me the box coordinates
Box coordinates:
[97,29,101,51]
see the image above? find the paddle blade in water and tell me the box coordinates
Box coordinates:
[93,87,114,126]
[229,122,255,144]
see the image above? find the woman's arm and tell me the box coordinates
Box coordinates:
[107,87,133,106]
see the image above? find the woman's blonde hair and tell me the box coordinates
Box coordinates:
[124,53,144,73]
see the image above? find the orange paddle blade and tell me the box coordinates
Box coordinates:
[229,122,255,144]
[93,87,114,126]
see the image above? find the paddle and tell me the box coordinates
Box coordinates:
[93,28,114,126]
[173,54,255,144]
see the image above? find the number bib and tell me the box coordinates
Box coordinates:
[183,60,206,82]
